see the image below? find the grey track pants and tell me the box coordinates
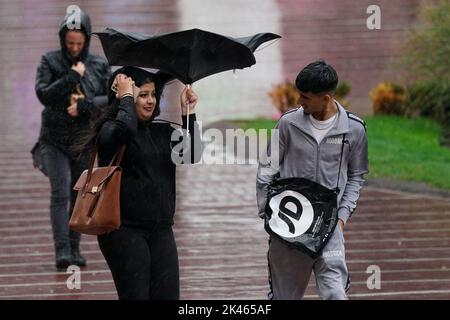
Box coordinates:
[267,225,350,300]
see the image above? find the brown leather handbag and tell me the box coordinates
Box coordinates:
[69,144,125,235]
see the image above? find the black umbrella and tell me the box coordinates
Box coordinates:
[94,27,281,133]
[94,28,281,85]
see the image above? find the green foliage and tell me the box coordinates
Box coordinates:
[401,0,450,82]
[365,115,450,189]
[335,81,352,108]
[405,81,450,121]
[335,81,351,99]
[369,82,407,115]
[267,81,300,114]
[398,1,450,146]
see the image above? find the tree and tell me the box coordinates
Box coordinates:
[401,0,450,146]
[402,0,450,83]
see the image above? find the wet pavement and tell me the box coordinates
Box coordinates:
[1,158,450,299]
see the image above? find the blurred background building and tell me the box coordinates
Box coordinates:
[0,0,422,146]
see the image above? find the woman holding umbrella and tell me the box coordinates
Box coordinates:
[77,66,202,299]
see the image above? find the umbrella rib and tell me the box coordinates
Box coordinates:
[187,30,196,84]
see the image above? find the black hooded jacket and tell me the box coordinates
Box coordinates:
[35,9,111,156]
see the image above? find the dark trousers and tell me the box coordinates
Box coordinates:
[98,224,180,300]
[40,143,86,248]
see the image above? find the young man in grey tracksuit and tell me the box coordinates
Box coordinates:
[256,60,368,300]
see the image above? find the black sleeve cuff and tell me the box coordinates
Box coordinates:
[118,96,135,111]
[182,113,197,126]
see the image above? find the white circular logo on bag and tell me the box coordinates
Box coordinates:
[268,190,314,238]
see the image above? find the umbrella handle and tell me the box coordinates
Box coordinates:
[185,84,192,136]
[186,101,190,136]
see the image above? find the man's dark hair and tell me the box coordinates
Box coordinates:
[295,60,338,94]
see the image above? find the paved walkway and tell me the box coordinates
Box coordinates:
[1,146,450,299]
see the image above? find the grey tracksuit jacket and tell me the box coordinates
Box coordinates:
[256,102,368,224]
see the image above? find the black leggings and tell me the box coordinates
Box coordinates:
[98,224,179,300]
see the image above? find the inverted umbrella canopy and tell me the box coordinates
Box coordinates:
[94,28,281,84]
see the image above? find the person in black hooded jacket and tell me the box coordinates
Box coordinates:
[76,66,202,300]
[35,8,111,270]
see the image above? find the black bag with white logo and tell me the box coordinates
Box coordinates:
[264,135,347,258]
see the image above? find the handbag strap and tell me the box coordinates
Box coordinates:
[82,141,125,196]
[335,133,347,193]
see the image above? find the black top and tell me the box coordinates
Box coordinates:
[98,96,202,228]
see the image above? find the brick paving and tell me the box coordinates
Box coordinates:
[1,149,450,299]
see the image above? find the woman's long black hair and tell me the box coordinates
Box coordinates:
[72,66,171,157]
